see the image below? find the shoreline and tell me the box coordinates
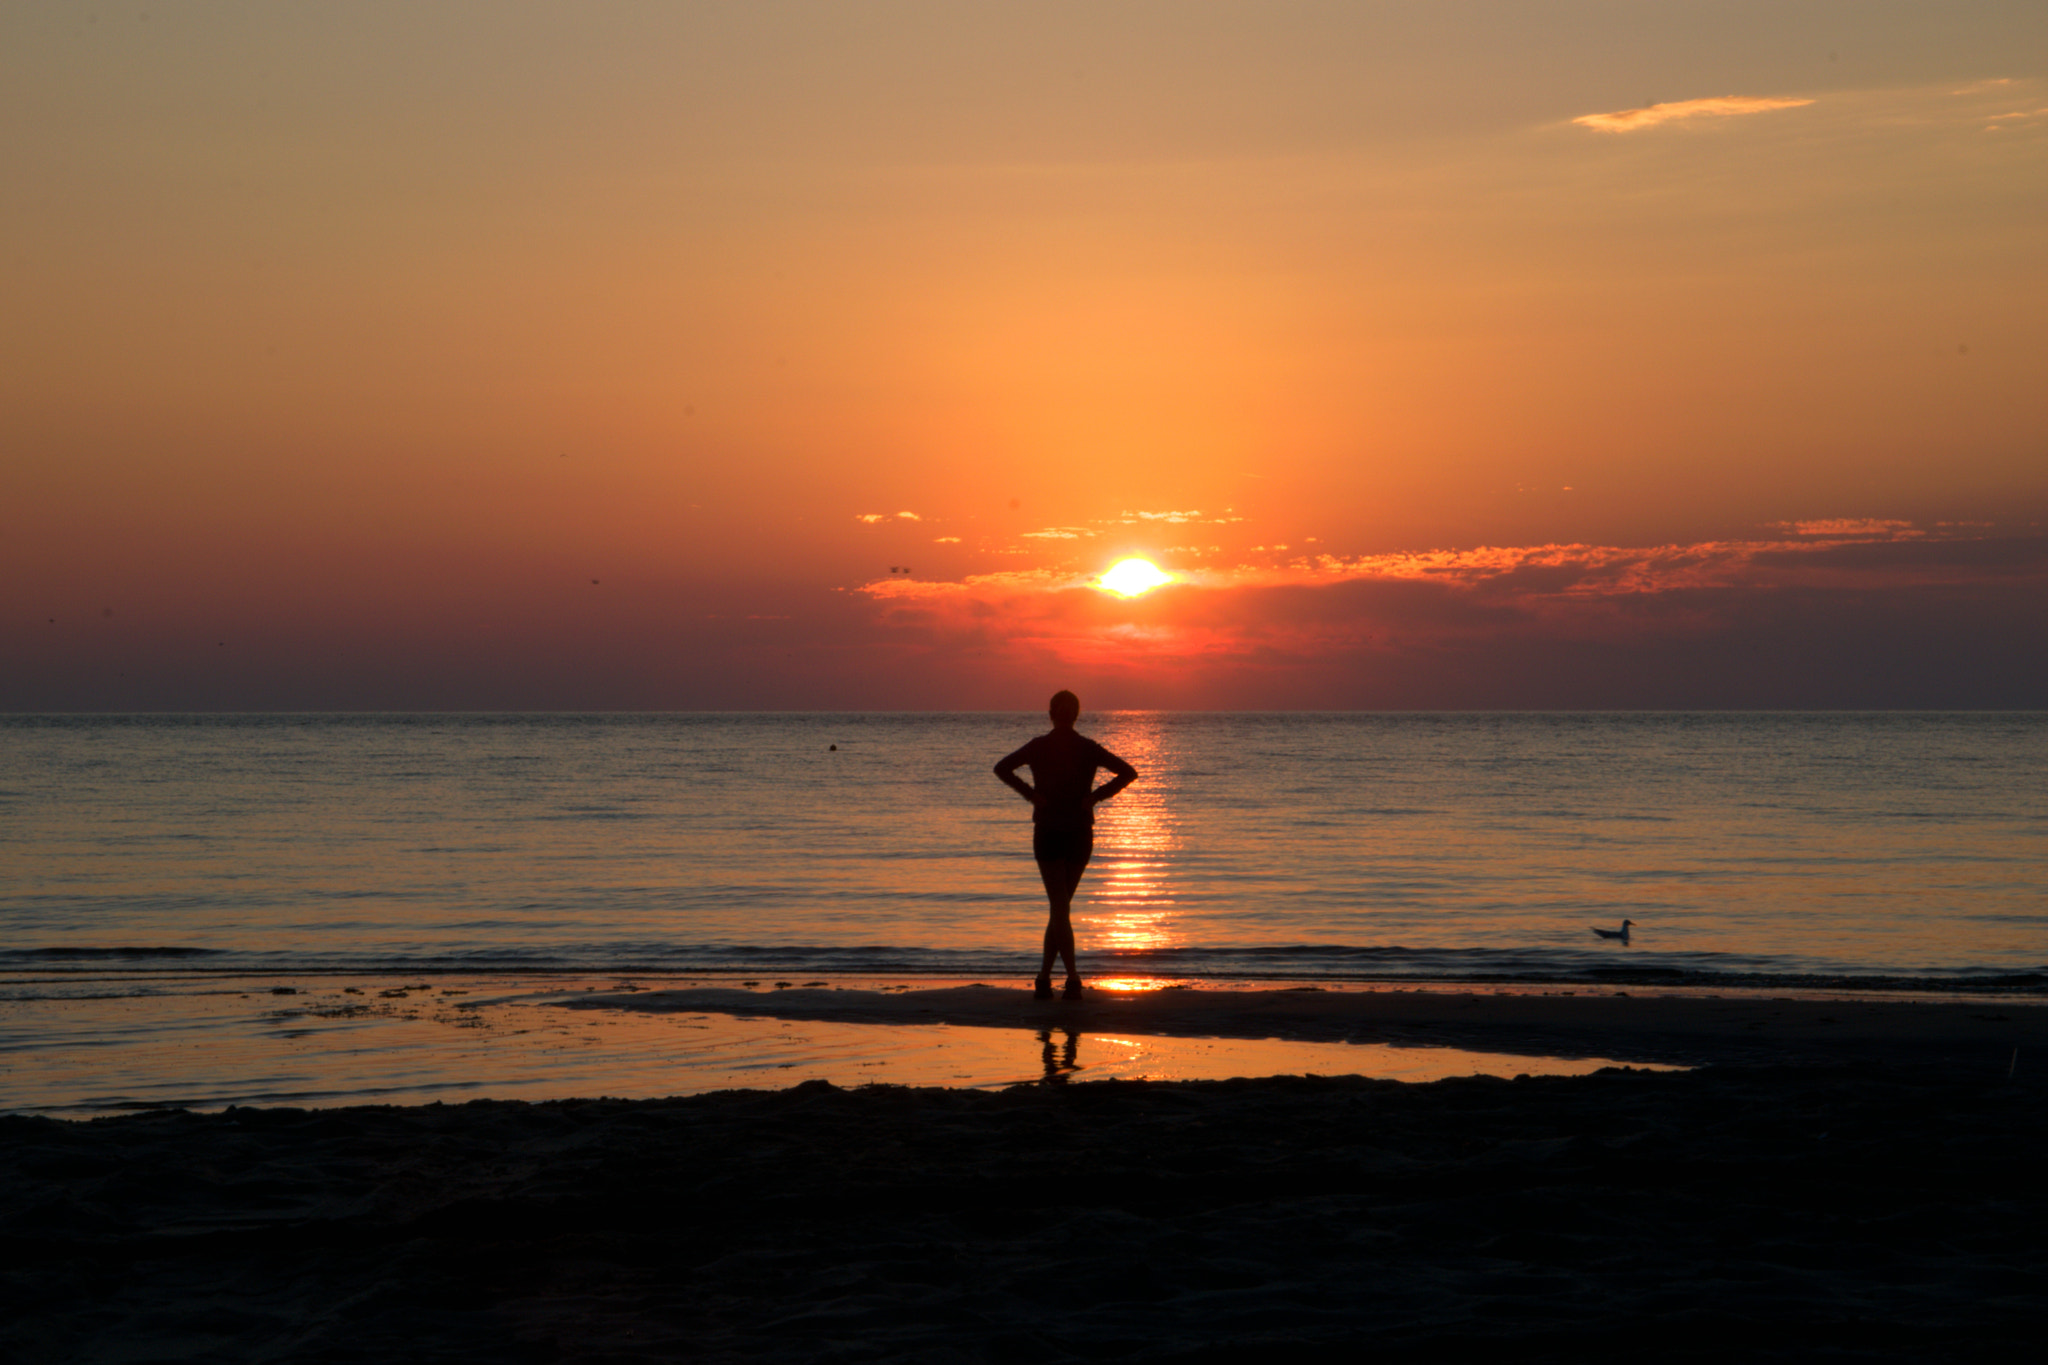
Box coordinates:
[10,958,2046,997]
[6,974,2043,1118]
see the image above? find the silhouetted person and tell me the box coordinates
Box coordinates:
[994,691,1138,999]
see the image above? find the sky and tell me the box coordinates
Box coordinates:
[5,0,2045,710]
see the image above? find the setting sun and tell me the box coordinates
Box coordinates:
[1098,558,1174,597]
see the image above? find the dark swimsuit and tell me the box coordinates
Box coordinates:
[998,730,1135,867]
[1032,824,1094,866]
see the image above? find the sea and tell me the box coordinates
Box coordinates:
[4,712,2044,1114]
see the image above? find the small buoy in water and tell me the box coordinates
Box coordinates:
[829,743,837,751]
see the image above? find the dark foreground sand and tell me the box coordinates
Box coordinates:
[4,990,2045,1363]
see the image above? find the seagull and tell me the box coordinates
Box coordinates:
[1592,919,1635,944]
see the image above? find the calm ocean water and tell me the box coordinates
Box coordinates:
[4,712,2044,992]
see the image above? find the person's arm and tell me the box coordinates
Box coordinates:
[993,744,1037,806]
[1089,746,1139,807]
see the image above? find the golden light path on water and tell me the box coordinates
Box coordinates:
[1081,715,1182,958]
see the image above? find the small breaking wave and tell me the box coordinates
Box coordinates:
[2,946,224,961]
[4,941,2041,997]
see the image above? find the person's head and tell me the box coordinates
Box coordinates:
[1048,690,1080,729]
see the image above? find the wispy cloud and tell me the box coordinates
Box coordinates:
[1573,95,1814,133]
[1944,77,2048,132]
[1764,518,1918,538]
[1110,510,1244,526]
[868,520,1998,604]
[853,523,2042,690]
[855,511,923,524]
[1983,106,2048,131]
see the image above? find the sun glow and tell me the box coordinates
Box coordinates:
[1098,558,1173,597]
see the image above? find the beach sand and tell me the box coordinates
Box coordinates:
[4,987,2044,1362]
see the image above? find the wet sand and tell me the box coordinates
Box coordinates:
[4,987,2044,1362]
[563,980,2048,1069]
[0,976,1682,1118]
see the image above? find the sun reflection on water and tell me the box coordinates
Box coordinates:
[1085,976,1191,993]
[1083,718,1183,956]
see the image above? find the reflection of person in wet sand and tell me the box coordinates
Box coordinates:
[1039,1027,1081,1083]
[994,691,1139,999]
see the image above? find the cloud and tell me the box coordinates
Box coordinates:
[1573,95,1814,133]
[1111,510,1245,525]
[1567,76,2041,144]
[854,510,923,523]
[1983,106,2048,131]
[1763,518,1919,538]
[933,536,961,544]
[850,523,2047,706]
[866,520,2010,614]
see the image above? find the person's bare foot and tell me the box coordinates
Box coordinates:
[1034,973,1054,1000]
[1063,975,1084,1000]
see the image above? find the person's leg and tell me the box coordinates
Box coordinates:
[1059,836,1090,985]
[1032,828,1093,991]
[1036,858,1080,978]
[1047,900,1076,979]
[1038,865,1088,985]
[1053,862,1084,978]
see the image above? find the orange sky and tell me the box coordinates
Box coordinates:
[5,2,2045,708]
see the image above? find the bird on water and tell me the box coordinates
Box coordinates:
[1592,919,1636,944]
